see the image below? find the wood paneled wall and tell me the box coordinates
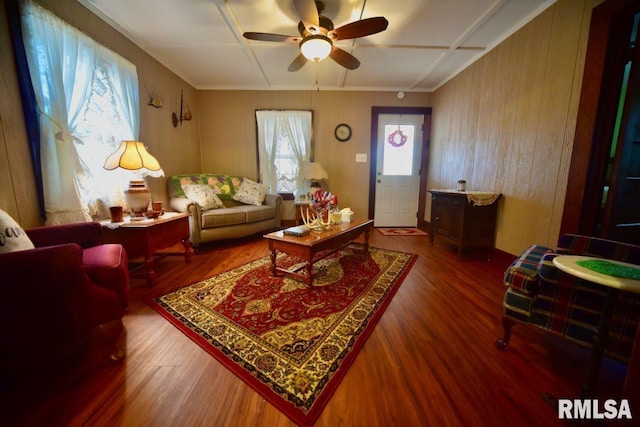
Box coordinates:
[0,0,201,227]
[430,0,595,255]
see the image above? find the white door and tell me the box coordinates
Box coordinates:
[374,114,423,227]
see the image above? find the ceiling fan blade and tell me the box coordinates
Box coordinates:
[329,17,389,41]
[294,0,319,29]
[288,53,308,72]
[329,47,360,70]
[243,32,300,43]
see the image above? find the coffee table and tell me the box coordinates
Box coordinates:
[100,212,192,285]
[264,218,374,286]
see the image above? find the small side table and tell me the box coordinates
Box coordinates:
[552,255,640,396]
[100,212,192,285]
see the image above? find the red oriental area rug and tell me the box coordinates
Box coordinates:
[149,243,416,426]
[376,227,429,236]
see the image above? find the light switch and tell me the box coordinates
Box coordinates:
[355,153,367,163]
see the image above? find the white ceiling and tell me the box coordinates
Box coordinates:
[77,0,556,92]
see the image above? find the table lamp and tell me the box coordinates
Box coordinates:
[103,141,164,217]
[304,162,328,195]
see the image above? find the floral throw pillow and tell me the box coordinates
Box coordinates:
[233,178,267,206]
[182,185,225,210]
[0,208,35,254]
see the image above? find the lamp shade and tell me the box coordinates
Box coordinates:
[103,141,164,178]
[304,162,329,181]
[300,35,332,62]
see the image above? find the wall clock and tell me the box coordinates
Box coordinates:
[335,123,352,142]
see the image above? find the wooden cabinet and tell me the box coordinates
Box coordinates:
[429,190,501,260]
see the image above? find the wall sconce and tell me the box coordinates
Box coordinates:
[147,93,163,108]
[172,89,192,127]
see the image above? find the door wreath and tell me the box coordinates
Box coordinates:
[387,130,407,147]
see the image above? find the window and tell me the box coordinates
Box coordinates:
[273,132,299,193]
[383,124,416,176]
[256,110,312,196]
[21,0,139,224]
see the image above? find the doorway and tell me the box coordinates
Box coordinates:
[562,0,640,244]
[369,107,432,228]
[602,11,640,242]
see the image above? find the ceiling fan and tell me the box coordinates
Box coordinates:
[243,0,388,71]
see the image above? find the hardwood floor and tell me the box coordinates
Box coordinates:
[3,231,631,426]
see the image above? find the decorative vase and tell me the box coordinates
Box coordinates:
[125,180,151,217]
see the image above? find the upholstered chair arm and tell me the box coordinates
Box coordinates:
[503,244,552,296]
[0,244,89,294]
[170,196,196,213]
[26,221,102,248]
[264,193,281,207]
[537,252,563,285]
[264,193,282,222]
[172,200,204,247]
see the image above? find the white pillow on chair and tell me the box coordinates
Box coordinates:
[0,209,35,253]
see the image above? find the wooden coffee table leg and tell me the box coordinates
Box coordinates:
[182,238,192,263]
[364,228,370,253]
[270,248,277,277]
[306,256,313,286]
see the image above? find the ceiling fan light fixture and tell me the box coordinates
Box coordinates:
[300,34,332,62]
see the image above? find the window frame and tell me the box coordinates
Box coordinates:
[255,109,314,197]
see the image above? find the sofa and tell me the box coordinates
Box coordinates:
[497,234,640,366]
[0,219,129,401]
[168,174,282,250]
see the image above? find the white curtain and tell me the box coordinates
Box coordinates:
[281,110,312,193]
[21,0,139,224]
[256,110,279,193]
[256,110,311,194]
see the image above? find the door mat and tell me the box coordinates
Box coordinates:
[376,227,428,236]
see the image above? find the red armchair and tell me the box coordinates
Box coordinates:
[0,221,129,395]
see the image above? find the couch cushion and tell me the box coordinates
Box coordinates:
[183,184,225,210]
[0,209,35,254]
[236,204,276,223]
[233,178,267,206]
[201,207,248,228]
